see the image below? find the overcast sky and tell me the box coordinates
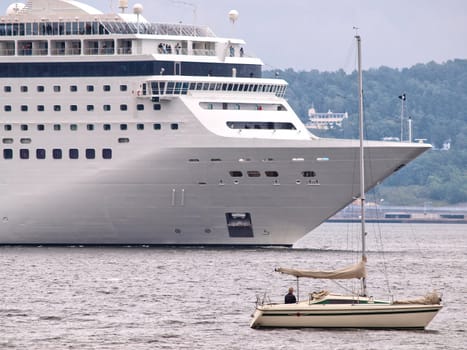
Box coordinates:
[6,0,467,71]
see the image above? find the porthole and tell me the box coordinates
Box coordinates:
[52,149,62,159]
[86,149,96,159]
[69,148,79,159]
[36,149,46,159]
[2,138,13,144]
[174,228,181,234]
[247,171,261,177]
[17,149,27,159]
[20,138,31,144]
[229,171,243,177]
[118,138,130,143]
[102,148,112,159]
[302,171,316,177]
[265,171,279,177]
[3,149,13,159]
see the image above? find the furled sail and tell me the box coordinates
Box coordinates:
[275,260,366,280]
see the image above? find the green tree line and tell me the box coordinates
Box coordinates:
[264,60,467,205]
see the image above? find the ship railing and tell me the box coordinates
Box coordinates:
[0,20,215,38]
[136,77,288,99]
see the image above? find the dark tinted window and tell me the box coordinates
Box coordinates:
[36,149,46,159]
[86,149,95,159]
[53,149,62,159]
[69,148,79,159]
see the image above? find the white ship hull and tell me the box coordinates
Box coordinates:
[251,301,442,329]
[0,0,431,245]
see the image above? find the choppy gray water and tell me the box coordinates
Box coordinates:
[1,223,466,349]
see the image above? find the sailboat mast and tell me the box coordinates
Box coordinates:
[356,35,367,296]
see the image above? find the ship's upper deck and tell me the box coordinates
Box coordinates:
[0,0,261,78]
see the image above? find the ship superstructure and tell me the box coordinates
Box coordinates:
[0,0,430,245]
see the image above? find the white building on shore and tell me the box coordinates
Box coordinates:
[305,105,348,130]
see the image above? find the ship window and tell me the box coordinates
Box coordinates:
[265,171,279,177]
[53,149,62,159]
[120,85,127,92]
[54,124,61,131]
[37,86,45,92]
[4,86,11,92]
[70,85,78,92]
[21,125,28,131]
[4,105,11,112]
[103,85,111,92]
[70,124,78,131]
[247,171,261,177]
[21,105,28,112]
[3,149,13,159]
[87,105,94,111]
[210,158,221,162]
[21,86,28,93]
[103,124,111,130]
[86,149,95,159]
[137,123,144,130]
[37,105,45,111]
[226,121,296,130]
[69,149,79,159]
[103,104,111,111]
[70,105,78,111]
[37,124,45,131]
[153,104,161,110]
[226,213,254,238]
[118,138,129,143]
[54,105,61,112]
[153,123,161,130]
[229,171,243,177]
[20,149,29,159]
[36,149,46,159]
[4,124,12,131]
[188,159,199,162]
[87,85,94,92]
[53,85,61,93]
[137,104,144,111]
[87,124,94,131]
[2,138,13,144]
[102,148,112,159]
[120,124,127,130]
[302,171,316,177]
[171,123,179,130]
[20,138,31,144]
[120,104,128,111]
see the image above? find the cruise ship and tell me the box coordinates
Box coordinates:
[0,0,430,246]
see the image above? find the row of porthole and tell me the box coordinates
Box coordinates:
[2,148,112,160]
[3,84,129,93]
[174,228,212,234]
[228,179,319,185]
[228,170,316,178]
[2,122,177,132]
[1,103,161,112]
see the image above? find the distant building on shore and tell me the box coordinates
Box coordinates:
[305,105,348,130]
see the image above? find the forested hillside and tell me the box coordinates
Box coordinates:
[264,60,467,205]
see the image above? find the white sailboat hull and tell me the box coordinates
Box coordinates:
[250,301,442,329]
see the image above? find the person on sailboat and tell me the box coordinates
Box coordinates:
[284,287,296,304]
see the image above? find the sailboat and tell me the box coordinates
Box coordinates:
[250,35,442,329]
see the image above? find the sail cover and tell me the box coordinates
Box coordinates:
[275,260,366,280]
